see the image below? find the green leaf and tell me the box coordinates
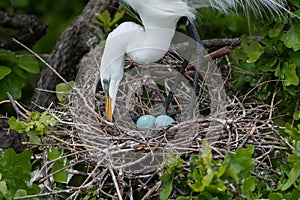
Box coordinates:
[281,63,299,86]
[242,177,257,197]
[0,180,7,196]
[40,112,57,127]
[52,158,69,183]
[56,81,75,102]
[240,37,264,63]
[294,110,300,121]
[268,23,284,38]
[48,147,62,160]
[97,10,111,26]
[0,66,12,80]
[282,24,300,51]
[0,149,32,179]
[224,145,255,181]
[286,189,300,200]
[8,117,27,133]
[26,131,41,144]
[14,189,27,197]
[176,197,189,200]
[259,57,278,72]
[290,51,300,67]
[201,140,212,166]
[292,142,300,157]
[0,149,39,198]
[110,11,125,25]
[0,49,18,66]
[285,123,300,141]
[17,55,39,74]
[247,47,264,63]
[0,73,26,101]
[95,10,112,34]
[269,192,284,200]
[281,160,300,191]
[158,175,173,200]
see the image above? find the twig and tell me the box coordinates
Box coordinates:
[141,180,161,200]
[109,166,123,200]
[13,185,91,200]
[267,123,294,150]
[39,159,87,183]
[6,92,28,120]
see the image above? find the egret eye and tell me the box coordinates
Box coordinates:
[103,79,109,84]
[103,79,110,96]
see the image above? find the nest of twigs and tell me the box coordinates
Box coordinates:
[22,43,288,199]
[36,44,284,198]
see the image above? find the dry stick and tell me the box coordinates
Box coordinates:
[13,185,91,200]
[267,91,278,124]
[268,124,294,150]
[48,134,104,151]
[6,92,28,119]
[39,159,87,183]
[70,158,106,200]
[109,166,123,200]
[141,180,162,200]
[38,148,90,175]
[242,79,283,102]
[2,96,31,116]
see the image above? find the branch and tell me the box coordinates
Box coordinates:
[0,11,47,50]
[202,36,263,47]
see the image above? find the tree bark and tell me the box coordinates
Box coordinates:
[31,0,117,109]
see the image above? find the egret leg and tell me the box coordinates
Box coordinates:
[162,20,204,120]
[163,59,189,113]
[186,20,204,120]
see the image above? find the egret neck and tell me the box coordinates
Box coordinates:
[100,11,186,121]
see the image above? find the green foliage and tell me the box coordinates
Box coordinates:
[223,145,255,182]
[8,111,57,144]
[230,14,300,115]
[158,150,184,200]
[158,141,258,199]
[93,10,125,35]
[0,48,39,101]
[0,148,40,199]
[196,8,253,39]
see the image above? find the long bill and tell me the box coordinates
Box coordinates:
[105,93,113,121]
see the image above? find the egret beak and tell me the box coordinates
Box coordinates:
[105,93,113,121]
[103,79,113,121]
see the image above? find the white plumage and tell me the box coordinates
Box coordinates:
[100,0,288,120]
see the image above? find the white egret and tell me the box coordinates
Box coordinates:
[100,0,289,121]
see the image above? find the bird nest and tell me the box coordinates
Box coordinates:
[34,44,288,199]
[69,43,285,177]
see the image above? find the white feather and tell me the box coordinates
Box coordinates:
[188,0,288,16]
[100,0,290,118]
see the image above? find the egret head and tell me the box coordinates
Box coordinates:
[100,62,124,121]
[100,51,124,121]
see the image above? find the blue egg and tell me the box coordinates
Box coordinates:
[136,115,156,130]
[155,115,174,129]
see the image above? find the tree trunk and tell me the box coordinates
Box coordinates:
[31,0,117,109]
